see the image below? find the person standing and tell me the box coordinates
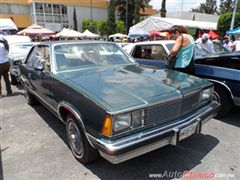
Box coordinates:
[0,35,12,96]
[169,25,195,75]
[196,33,215,52]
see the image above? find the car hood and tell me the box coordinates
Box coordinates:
[56,65,211,112]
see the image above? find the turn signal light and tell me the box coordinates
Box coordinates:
[102,115,112,137]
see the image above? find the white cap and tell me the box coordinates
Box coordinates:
[202,33,209,40]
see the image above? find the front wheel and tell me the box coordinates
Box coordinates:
[66,114,98,163]
[213,84,233,118]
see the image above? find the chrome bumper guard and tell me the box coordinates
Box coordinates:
[87,101,220,164]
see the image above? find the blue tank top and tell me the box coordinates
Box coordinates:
[175,34,194,68]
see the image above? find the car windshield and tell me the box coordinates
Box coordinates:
[10,44,34,57]
[212,42,230,54]
[194,44,212,58]
[54,43,135,71]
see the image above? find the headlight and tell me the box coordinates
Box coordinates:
[201,88,213,101]
[113,113,131,132]
[112,110,145,134]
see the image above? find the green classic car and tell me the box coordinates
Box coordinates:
[19,41,220,164]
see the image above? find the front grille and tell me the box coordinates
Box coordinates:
[181,91,201,115]
[144,92,201,126]
[144,98,181,126]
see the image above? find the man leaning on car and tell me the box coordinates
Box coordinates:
[0,35,12,97]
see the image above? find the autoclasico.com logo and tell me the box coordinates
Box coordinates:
[149,171,235,179]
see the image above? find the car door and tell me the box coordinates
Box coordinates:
[20,46,42,93]
[21,45,56,108]
[35,45,57,108]
[131,45,168,68]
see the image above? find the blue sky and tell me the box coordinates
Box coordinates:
[149,0,217,12]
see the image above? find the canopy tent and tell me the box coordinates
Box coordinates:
[129,16,217,35]
[56,28,84,38]
[128,29,150,37]
[109,33,128,39]
[0,18,18,31]
[82,29,99,38]
[17,24,55,35]
[208,30,219,38]
[226,27,240,35]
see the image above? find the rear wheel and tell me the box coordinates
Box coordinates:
[10,74,18,85]
[66,114,98,163]
[213,84,233,118]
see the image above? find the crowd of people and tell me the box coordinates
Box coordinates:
[0,26,239,96]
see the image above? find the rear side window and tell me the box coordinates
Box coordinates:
[132,45,168,61]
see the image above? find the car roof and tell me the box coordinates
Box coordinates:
[36,40,115,47]
[132,40,175,45]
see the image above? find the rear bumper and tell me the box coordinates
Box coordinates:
[87,101,220,164]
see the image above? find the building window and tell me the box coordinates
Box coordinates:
[35,3,43,14]
[61,6,67,15]
[53,4,60,14]
[44,4,52,14]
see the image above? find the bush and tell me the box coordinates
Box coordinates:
[217,12,240,38]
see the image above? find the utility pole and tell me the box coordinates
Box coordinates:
[90,0,93,22]
[230,0,238,30]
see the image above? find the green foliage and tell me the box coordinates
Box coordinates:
[97,20,108,36]
[107,0,116,35]
[82,19,98,33]
[219,0,234,14]
[217,12,240,38]
[116,20,125,33]
[160,0,166,17]
[191,0,217,14]
[116,0,150,32]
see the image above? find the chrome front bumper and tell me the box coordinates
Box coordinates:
[87,101,220,164]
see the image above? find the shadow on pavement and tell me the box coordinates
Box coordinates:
[85,134,219,180]
[1,92,24,98]
[32,104,220,180]
[14,84,24,90]
[33,105,68,145]
[217,107,240,128]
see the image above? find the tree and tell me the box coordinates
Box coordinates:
[217,12,240,38]
[97,20,108,36]
[116,20,125,33]
[82,19,97,33]
[219,0,234,14]
[160,0,166,17]
[107,0,117,35]
[191,0,217,14]
[116,0,150,32]
[73,7,78,30]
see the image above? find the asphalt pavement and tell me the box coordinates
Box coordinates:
[1,84,240,180]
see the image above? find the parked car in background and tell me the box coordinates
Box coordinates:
[19,41,219,164]
[4,35,31,45]
[9,42,38,84]
[123,41,240,117]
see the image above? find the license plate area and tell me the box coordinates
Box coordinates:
[179,122,198,141]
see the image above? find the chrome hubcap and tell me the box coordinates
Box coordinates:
[68,122,83,156]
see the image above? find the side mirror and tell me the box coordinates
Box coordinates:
[34,62,44,71]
